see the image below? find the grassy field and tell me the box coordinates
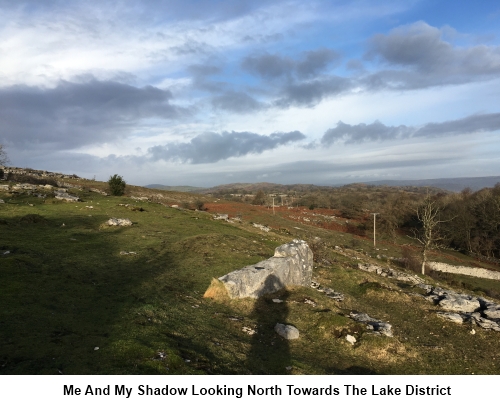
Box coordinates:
[1,182,500,375]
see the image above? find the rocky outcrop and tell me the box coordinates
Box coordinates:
[357,263,424,284]
[215,239,313,299]
[416,284,500,332]
[55,190,80,202]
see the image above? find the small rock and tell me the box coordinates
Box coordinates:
[107,218,132,226]
[470,329,476,335]
[346,334,356,345]
[272,299,283,303]
[275,323,299,340]
[242,326,257,335]
[94,347,99,351]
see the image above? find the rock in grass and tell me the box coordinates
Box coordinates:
[346,334,356,345]
[213,239,313,299]
[107,218,132,226]
[438,295,480,313]
[275,323,299,340]
[436,312,464,324]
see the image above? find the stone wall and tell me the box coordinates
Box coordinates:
[428,262,500,281]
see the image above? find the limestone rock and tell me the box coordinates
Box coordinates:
[216,239,313,299]
[346,334,356,345]
[349,312,393,337]
[357,263,424,284]
[483,305,500,321]
[275,323,299,340]
[438,295,480,313]
[436,312,464,324]
[107,218,132,226]
[55,191,80,202]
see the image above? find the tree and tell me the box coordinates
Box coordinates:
[412,193,453,274]
[252,190,266,205]
[108,174,126,196]
[0,144,9,166]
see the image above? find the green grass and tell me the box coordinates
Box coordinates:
[1,185,500,375]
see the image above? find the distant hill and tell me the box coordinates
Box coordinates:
[146,176,500,196]
[145,184,207,193]
[360,176,500,192]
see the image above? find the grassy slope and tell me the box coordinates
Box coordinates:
[1,183,500,375]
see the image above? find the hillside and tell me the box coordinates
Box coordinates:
[362,176,500,192]
[1,173,500,374]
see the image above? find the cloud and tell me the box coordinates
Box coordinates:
[275,76,352,107]
[242,48,340,80]
[242,53,295,79]
[0,79,187,149]
[365,21,500,88]
[414,112,500,138]
[321,112,500,146]
[211,91,265,113]
[147,130,306,163]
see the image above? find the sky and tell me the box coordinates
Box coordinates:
[1,0,500,187]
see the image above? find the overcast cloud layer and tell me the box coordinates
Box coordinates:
[1,0,500,186]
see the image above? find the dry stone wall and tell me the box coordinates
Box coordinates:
[428,262,500,281]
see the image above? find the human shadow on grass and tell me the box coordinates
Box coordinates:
[245,275,292,374]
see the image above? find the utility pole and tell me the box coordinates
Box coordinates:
[371,213,379,248]
[272,197,275,215]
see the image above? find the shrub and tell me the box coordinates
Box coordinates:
[108,174,126,196]
[194,199,205,210]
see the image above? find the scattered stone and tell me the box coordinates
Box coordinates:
[272,298,283,303]
[107,218,132,226]
[349,312,393,337]
[213,213,229,221]
[213,240,313,299]
[120,251,137,255]
[304,298,316,307]
[316,285,344,302]
[275,323,299,340]
[310,280,320,289]
[0,199,4,204]
[252,223,270,232]
[242,326,257,335]
[55,190,80,202]
[470,329,476,335]
[346,334,356,345]
[85,206,94,209]
[94,347,99,351]
[358,263,424,284]
[61,223,66,227]
[2,251,10,255]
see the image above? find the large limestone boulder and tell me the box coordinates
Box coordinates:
[215,239,313,299]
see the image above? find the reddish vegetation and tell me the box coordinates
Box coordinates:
[205,202,350,233]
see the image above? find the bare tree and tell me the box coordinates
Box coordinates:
[0,144,9,166]
[412,193,453,275]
